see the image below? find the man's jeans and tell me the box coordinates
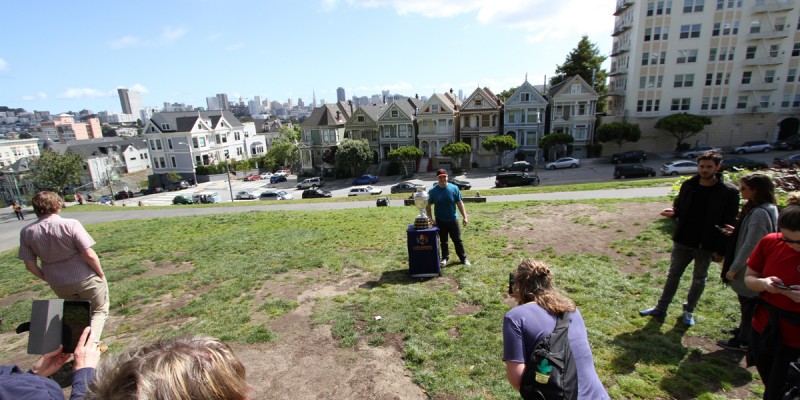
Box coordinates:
[656,242,712,313]
[436,219,466,262]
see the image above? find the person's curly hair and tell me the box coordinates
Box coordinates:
[31,191,62,217]
[85,336,250,400]
[511,259,576,314]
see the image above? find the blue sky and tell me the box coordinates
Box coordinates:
[0,0,615,115]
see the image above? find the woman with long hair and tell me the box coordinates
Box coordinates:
[502,259,608,399]
[745,192,800,399]
[717,173,778,352]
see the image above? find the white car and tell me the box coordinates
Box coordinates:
[545,157,581,170]
[235,190,257,200]
[680,146,722,158]
[660,160,698,175]
[259,172,273,179]
[259,190,294,200]
[348,186,382,196]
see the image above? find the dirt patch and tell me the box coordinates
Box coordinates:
[0,290,37,308]
[452,302,482,316]
[138,260,194,278]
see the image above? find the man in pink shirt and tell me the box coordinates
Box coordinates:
[18,191,110,338]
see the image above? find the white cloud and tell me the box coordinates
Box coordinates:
[108,26,187,49]
[108,35,140,49]
[160,26,187,43]
[58,88,112,99]
[225,43,245,51]
[129,83,149,94]
[0,57,8,72]
[22,92,47,101]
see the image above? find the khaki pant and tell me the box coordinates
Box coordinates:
[51,275,109,339]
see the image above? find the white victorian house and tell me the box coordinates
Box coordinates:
[416,91,460,171]
[459,87,503,167]
[504,79,548,163]
[546,75,599,158]
[298,102,352,175]
[345,104,385,164]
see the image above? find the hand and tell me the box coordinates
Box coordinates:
[73,327,101,371]
[660,208,675,218]
[712,253,724,263]
[30,345,70,377]
[725,271,736,281]
[763,276,788,294]
[462,217,468,227]
[720,224,735,236]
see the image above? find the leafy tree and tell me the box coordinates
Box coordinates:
[482,135,519,166]
[30,150,83,195]
[266,141,299,169]
[441,142,472,169]
[18,132,32,139]
[335,139,372,177]
[654,113,712,150]
[388,146,424,176]
[166,172,182,183]
[101,125,118,137]
[551,35,608,112]
[595,121,642,149]
[322,146,337,165]
[276,125,301,143]
[496,87,518,102]
[539,133,574,159]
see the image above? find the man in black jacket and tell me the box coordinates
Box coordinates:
[640,151,740,326]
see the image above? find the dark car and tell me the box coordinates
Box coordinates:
[141,187,164,195]
[775,135,800,150]
[390,181,424,194]
[611,150,647,164]
[448,178,471,190]
[302,189,332,199]
[172,194,193,205]
[720,157,768,171]
[352,174,379,185]
[114,190,134,200]
[166,180,190,191]
[495,172,540,187]
[498,161,534,172]
[613,164,656,179]
[774,153,800,168]
[270,175,288,184]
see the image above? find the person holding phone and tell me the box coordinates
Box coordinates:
[18,191,110,338]
[0,327,101,399]
[745,193,800,399]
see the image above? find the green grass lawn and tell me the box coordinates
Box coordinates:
[0,194,761,399]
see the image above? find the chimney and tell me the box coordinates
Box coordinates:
[348,100,353,114]
[336,111,341,121]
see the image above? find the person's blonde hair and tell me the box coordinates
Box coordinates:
[86,336,250,400]
[511,259,576,314]
[31,191,62,217]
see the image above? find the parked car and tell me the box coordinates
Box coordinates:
[235,190,258,200]
[297,177,324,189]
[775,135,800,150]
[352,174,379,185]
[114,190,134,200]
[774,153,800,168]
[302,188,332,199]
[259,172,273,179]
[259,190,293,200]
[192,192,221,204]
[545,157,581,170]
[273,168,290,176]
[391,181,424,194]
[141,187,164,195]
[611,150,647,164]
[98,195,114,205]
[166,180,190,191]
[243,174,261,181]
[660,160,698,175]
[498,161,534,172]
[448,178,472,190]
[348,186,382,196]
[613,164,656,179]
[679,146,722,158]
[495,172,540,187]
[270,175,288,184]
[720,157,768,171]
[733,140,771,154]
[172,194,194,205]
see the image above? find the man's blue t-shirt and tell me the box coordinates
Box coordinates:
[428,183,462,222]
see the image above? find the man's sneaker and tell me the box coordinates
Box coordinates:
[717,338,748,353]
[720,328,739,335]
[639,307,667,318]
[462,259,472,267]
[440,258,448,267]
[682,311,695,326]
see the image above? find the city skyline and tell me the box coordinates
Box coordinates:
[0,0,615,115]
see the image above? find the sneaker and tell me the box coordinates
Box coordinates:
[717,338,748,353]
[639,307,667,318]
[462,259,471,267]
[720,328,739,335]
[440,258,448,267]
[682,311,695,326]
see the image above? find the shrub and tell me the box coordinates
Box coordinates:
[64,194,75,202]
[451,167,464,175]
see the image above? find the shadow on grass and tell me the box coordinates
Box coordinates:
[359,269,423,289]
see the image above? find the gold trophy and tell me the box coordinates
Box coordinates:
[413,189,431,230]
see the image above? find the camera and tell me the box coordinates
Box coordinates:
[508,272,515,295]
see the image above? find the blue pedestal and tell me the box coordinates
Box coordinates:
[407,225,440,278]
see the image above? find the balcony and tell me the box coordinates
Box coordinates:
[751,0,794,13]
[740,82,780,91]
[608,88,627,97]
[743,56,785,66]
[747,29,790,40]
[612,21,633,36]
[613,0,633,16]
[608,65,629,76]
[610,43,630,57]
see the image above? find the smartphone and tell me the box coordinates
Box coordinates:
[61,300,90,353]
[773,282,792,290]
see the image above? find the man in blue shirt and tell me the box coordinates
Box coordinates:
[425,169,471,266]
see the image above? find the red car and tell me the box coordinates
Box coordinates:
[243,174,261,181]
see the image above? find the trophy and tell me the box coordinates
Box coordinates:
[412,189,431,230]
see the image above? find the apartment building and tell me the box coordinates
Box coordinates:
[607,0,800,151]
[0,138,40,168]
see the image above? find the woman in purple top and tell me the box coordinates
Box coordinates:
[503,259,609,399]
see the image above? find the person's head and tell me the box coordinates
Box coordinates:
[696,151,722,180]
[31,191,62,217]
[739,173,775,205]
[510,259,576,314]
[86,336,250,400]
[436,169,448,187]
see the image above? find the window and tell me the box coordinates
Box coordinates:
[641,75,663,88]
[737,95,748,109]
[674,73,695,87]
[391,110,399,117]
[776,17,786,31]
[788,68,797,82]
[794,94,800,107]
[705,73,713,86]
[167,139,173,150]
[171,156,176,168]
[746,46,757,59]
[783,94,791,107]
[742,71,752,84]
[701,97,710,110]
[474,99,482,106]
[234,132,240,140]
[526,109,539,123]
[765,70,776,83]
[357,116,365,122]
[711,96,720,109]
[192,137,198,148]
[671,98,691,110]
[684,0,703,12]
[770,44,780,58]
[760,95,770,108]
[680,24,701,38]
[431,104,439,113]
[709,48,717,61]
[750,20,761,34]
[647,1,655,15]
[642,52,650,65]
[644,27,652,41]
[793,43,800,57]
[149,139,156,150]
[155,140,162,150]
[677,49,698,63]
[713,21,738,35]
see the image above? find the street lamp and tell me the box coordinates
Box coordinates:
[224,155,234,203]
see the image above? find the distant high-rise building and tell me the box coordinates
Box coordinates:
[337,87,346,102]
[382,90,390,102]
[118,88,143,116]
[458,89,463,101]
[206,97,221,111]
[312,91,317,108]
[216,93,229,110]
[297,98,304,108]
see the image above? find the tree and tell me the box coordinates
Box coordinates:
[654,113,712,150]
[482,135,519,166]
[496,86,518,102]
[101,125,118,137]
[441,142,472,169]
[166,172,182,183]
[595,121,642,149]
[539,133,574,160]
[30,150,83,195]
[18,132,32,139]
[388,146,424,176]
[276,125,301,144]
[551,35,608,112]
[266,141,299,169]
[335,139,372,177]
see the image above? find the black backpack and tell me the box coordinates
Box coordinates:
[519,312,578,400]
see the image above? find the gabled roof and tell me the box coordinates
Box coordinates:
[300,101,352,128]
[547,75,599,99]
[348,104,385,125]
[48,137,145,158]
[505,80,548,106]
[379,98,422,121]
[461,87,502,112]
[418,93,462,116]
[1,156,33,173]
[147,110,242,133]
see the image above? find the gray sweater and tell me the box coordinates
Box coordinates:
[728,203,778,297]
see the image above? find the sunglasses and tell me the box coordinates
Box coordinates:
[779,233,800,245]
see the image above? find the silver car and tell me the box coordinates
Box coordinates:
[348,186,382,196]
[235,190,257,200]
[660,160,698,175]
[545,157,581,170]
[259,190,294,200]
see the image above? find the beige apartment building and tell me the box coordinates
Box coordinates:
[607,0,800,151]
